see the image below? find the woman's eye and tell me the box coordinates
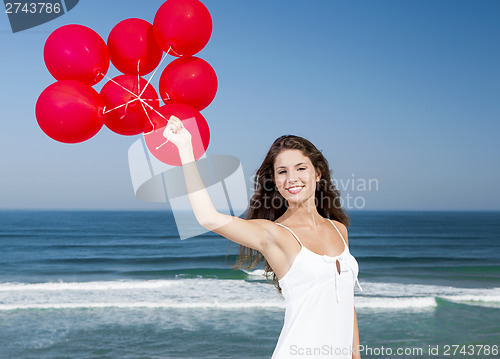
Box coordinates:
[278,168,305,174]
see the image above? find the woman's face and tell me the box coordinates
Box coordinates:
[273,149,321,204]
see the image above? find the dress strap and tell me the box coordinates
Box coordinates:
[274,222,304,248]
[327,219,348,248]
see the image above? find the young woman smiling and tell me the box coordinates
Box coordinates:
[164,116,362,359]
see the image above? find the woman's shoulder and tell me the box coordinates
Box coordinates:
[249,218,298,255]
[246,218,283,236]
[330,219,347,231]
[330,219,349,246]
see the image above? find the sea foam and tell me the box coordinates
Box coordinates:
[0,279,498,311]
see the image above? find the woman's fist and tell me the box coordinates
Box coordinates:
[161,115,192,149]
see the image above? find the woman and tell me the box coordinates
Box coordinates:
[164,116,362,359]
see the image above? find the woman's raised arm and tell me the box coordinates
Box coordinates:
[164,116,276,253]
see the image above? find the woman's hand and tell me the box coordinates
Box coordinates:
[162,115,192,150]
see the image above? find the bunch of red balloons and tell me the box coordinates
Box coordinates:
[36,0,215,165]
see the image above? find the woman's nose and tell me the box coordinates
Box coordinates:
[287,173,298,183]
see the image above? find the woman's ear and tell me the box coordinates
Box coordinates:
[316,168,322,182]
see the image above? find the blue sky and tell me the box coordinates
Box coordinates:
[0,0,499,211]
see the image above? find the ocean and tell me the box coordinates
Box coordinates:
[0,210,498,359]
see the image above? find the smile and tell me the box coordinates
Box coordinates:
[286,185,304,194]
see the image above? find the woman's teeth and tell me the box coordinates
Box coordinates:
[287,186,304,194]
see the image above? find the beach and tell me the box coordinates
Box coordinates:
[0,210,498,358]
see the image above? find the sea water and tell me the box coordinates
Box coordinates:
[0,210,498,358]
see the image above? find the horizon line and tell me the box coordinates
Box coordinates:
[0,208,499,213]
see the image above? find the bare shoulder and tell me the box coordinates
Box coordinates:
[257,219,286,243]
[247,218,281,234]
[330,219,349,246]
[253,219,293,253]
[253,219,282,235]
[247,218,293,257]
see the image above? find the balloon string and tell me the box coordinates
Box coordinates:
[122,101,131,119]
[148,105,169,123]
[103,99,138,114]
[138,46,173,134]
[100,46,174,132]
[99,71,155,115]
[100,69,154,108]
[142,101,171,135]
[104,96,163,117]
[140,102,160,136]
[139,99,164,122]
[141,101,155,135]
[168,46,181,57]
[139,99,155,111]
[138,46,171,98]
[137,59,141,94]
[155,131,172,150]
[101,96,159,120]
[101,73,140,99]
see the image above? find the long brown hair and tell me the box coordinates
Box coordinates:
[232,135,350,294]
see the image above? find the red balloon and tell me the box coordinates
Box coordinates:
[159,56,217,111]
[35,80,105,144]
[144,103,210,166]
[100,75,160,136]
[153,0,212,57]
[44,24,110,85]
[107,18,163,75]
